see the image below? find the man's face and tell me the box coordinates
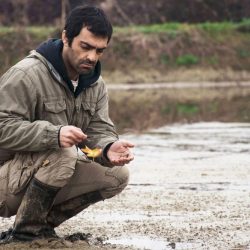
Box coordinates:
[62,27,108,77]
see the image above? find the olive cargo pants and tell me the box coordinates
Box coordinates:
[0,146,129,218]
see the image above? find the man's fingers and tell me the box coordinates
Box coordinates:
[62,134,83,145]
[61,141,74,148]
[122,141,135,148]
[119,151,134,160]
[59,126,87,147]
[73,128,87,140]
[69,127,87,141]
[110,154,134,165]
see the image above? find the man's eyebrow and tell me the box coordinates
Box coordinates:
[80,41,107,50]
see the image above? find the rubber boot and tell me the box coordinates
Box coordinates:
[0,228,12,242]
[47,191,103,228]
[1,178,60,243]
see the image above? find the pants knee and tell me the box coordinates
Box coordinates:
[101,166,130,199]
[116,165,130,188]
[35,147,78,188]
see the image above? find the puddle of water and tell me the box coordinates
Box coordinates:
[177,182,250,191]
[88,212,151,222]
[129,182,250,192]
[105,236,200,250]
[125,122,250,158]
[122,122,250,186]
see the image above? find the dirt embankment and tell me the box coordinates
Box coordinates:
[1,24,250,84]
[108,85,250,133]
[102,25,250,83]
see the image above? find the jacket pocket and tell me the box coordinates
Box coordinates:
[44,100,66,113]
[80,102,96,130]
[43,99,67,125]
[81,102,96,116]
[0,163,8,217]
[7,153,36,195]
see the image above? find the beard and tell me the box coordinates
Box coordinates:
[77,59,96,75]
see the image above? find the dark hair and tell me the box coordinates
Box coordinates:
[64,6,113,46]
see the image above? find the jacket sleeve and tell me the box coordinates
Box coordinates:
[83,80,119,166]
[0,67,61,152]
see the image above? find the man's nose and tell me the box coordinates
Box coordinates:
[86,49,98,62]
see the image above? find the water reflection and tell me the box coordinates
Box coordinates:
[122,122,250,186]
[133,122,250,154]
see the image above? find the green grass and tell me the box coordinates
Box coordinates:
[194,20,250,42]
[160,54,170,65]
[0,26,15,34]
[206,56,219,65]
[1,19,250,36]
[197,21,237,33]
[26,26,57,38]
[176,54,199,66]
[177,103,199,115]
[236,48,250,58]
[236,18,250,33]
[0,26,57,39]
[161,105,172,114]
[114,22,184,34]
[114,19,250,34]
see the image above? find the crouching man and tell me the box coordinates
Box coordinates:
[0,5,134,243]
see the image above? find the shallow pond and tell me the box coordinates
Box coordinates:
[126,122,250,189]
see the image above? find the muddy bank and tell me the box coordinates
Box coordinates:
[1,24,250,84]
[108,83,250,133]
[0,122,250,250]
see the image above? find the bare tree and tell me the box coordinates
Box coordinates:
[61,0,70,28]
[10,0,29,26]
[101,0,134,25]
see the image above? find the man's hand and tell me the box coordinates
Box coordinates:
[59,126,87,148]
[107,140,134,166]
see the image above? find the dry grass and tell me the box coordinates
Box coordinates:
[1,24,250,83]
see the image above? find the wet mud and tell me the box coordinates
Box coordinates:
[0,122,250,250]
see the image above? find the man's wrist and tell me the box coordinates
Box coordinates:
[57,126,63,147]
[103,142,114,161]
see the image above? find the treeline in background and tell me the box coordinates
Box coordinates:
[0,0,249,26]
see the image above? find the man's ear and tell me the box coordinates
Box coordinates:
[62,30,69,47]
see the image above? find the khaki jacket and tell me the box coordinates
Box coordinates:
[0,51,118,165]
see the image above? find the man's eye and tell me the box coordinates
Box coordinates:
[97,49,104,54]
[81,46,89,50]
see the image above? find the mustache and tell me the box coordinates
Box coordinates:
[79,59,96,66]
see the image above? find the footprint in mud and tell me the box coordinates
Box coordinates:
[29,238,74,248]
[64,232,91,242]
[64,232,106,247]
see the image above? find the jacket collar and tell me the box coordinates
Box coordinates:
[35,39,101,97]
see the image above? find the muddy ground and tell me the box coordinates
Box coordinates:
[0,122,250,250]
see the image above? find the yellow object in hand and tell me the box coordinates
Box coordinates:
[81,146,102,158]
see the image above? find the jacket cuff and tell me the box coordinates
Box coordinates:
[44,125,62,149]
[103,142,113,160]
[58,126,63,147]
